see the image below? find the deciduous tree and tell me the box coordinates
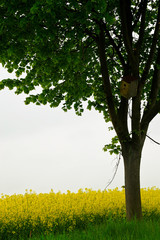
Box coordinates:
[0,0,160,220]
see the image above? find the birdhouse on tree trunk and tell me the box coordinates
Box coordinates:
[120,75,138,99]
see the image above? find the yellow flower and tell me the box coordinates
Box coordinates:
[0,187,159,238]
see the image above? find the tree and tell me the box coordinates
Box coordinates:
[0,0,160,220]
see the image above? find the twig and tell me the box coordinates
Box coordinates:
[104,152,122,190]
[146,134,160,145]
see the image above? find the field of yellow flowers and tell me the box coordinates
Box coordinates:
[0,187,160,239]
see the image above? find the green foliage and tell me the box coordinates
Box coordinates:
[0,1,158,105]
[0,1,121,115]
[103,136,121,155]
[0,0,160,152]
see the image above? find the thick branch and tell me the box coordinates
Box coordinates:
[135,0,148,55]
[141,3,160,84]
[97,28,119,133]
[119,0,132,43]
[119,0,136,70]
[92,10,127,71]
[132,95,141,143]
[118,97,130,138]
[130,1,145,143]
[148,48,160,107]
[141,99,160,130]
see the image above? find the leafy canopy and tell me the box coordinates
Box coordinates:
[0,0,160,141]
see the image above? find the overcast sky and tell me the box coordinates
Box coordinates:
[0,65,160,195]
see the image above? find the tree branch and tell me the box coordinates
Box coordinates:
[84,29,98,41]
[103,27,127,70]
[97,27,119,133]
[132,0,146,31]
[92,15,127,70]
[119,0,136,71]
[132,95,141,143]
[135,0,148,55]
[141,99,160,130]
[148,48,160,108]
[91,9,127,71]
[141,2,160,84]
[118,97,130,138]
[91,17,129,141]
[146,134,160,145]
[112,27,123,49]
[140,49,160,136]
[104,153,121,190]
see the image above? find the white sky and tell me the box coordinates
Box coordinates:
[0,65,160,195]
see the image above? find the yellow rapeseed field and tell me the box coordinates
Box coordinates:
[0,187,159,239]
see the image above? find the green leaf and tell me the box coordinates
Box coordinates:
[0,81,4,90]
[30,4,39,14]
[103,136,121,155]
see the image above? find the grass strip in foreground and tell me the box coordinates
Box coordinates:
[29,219,160,240]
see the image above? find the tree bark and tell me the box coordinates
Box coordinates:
[122,144,142,220]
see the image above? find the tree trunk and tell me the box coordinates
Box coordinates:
[122,145,142,220]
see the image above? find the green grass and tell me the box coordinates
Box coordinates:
[28,219,160,240]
